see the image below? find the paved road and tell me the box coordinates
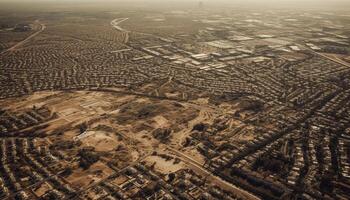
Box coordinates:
[316,52,350,68]
[111,18,129,32]
[295,43,350,68]
[110,17,164,43]
[166,146,261,200]
[111,18,130,43]
[68,152,152,200]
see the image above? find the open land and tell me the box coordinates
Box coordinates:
[1,1,350,200]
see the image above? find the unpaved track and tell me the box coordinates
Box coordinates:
[1,21,46,54]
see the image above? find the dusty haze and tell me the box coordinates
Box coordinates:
[0,0,350,11]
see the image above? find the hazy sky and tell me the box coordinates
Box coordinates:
[0,0,349,11]
[0,0,348,5]
[0,0,348,2]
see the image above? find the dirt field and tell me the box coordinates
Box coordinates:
[144,155,185,174]
[0,89,263,198]
[67,161,114,189]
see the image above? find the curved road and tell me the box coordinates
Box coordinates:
[110,18,129,32]
[111,18,130,43]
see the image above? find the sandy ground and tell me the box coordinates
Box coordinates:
[181,147,206,165]
[145,155,185,174]
[84,186,109,199]
[67,161,114,189]
[152,115,169,128]
[110,174,129,186]
[0,89,264,199]
[33,182,52,197]
[79,130,121,152]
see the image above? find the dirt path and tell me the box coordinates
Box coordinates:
[172,106,215,147]
[1,21,46,54]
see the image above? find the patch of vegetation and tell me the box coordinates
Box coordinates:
[137,104,160,118]
[93,124,114,132]
[239,100,264,112]
[209,93,243,105]
[50,140,80,150]
[152,128,172,143]
[138,181,161,198]
[61,167,73,177]
[116,102,169,124]
[192,123,208,132]
[252,153,291,177]
[78,122,88,134]
[320,172,334,195]
[78,147,100,170]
